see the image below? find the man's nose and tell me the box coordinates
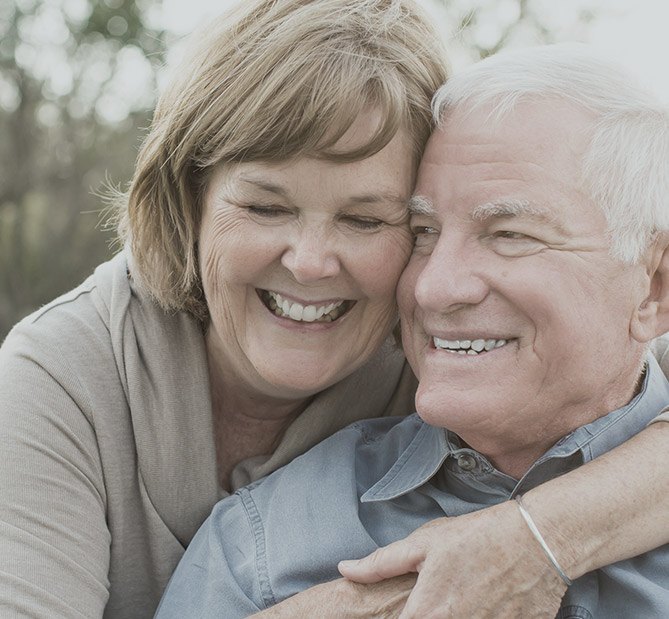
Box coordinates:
[281,227,341,283]
[413,236,488,313]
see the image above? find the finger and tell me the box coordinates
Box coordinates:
[338,539,425,583]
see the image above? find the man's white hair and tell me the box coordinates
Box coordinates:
[432,43,669,263]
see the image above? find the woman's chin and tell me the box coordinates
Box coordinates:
[256,363,345,400]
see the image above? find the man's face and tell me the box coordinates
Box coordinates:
[398,101,651,474]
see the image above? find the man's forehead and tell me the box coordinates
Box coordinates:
[425,100,594,170]
[437,97,594,136]
[412,106,596,230]
[425,131,517,163]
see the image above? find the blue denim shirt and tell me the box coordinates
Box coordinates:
[156,355,669,618]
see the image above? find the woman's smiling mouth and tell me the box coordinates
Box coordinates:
[258,290,355,323]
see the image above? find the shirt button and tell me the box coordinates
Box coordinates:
[457,453,477,471]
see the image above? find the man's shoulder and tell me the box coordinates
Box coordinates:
[245,413,424,501]
[209,414,424,604]
[223,418,418,565]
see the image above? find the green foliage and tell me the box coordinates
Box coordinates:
[0,0,164,340]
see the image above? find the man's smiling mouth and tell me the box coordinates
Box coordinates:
[259,290,355,323]
[433,337,510,355]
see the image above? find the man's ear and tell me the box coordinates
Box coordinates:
[631,232,669,342]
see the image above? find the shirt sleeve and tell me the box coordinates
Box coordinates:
[0,327,111,618]
[155,489,266,618]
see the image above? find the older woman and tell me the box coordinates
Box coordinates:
[0,1,667,618]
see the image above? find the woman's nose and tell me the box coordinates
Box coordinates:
[280,228,341,283]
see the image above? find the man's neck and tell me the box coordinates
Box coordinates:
[460,362,648,480]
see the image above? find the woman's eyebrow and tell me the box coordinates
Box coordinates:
[236,175,290,198]
[237,174,407,208]
[346,192,409,207]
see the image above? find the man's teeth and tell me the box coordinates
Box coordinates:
[266,292,346,323]
[433,337,508,355]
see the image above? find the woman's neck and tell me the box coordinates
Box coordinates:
[206,346,313,491]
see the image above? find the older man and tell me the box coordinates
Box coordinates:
[156,45,669,618]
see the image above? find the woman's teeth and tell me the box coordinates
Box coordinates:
[433,337,508,355]
[263,291,349,323]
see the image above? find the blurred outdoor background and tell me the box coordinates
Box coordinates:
[2,0,668,341]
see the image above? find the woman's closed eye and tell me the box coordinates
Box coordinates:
[246,204,291,218]
[339,215,385,231]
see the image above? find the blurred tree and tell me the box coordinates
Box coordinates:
[0,0,165,339]
[432,0,598,62]
[0,0,599,341]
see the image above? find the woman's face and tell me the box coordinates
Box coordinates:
[199,121,414,402]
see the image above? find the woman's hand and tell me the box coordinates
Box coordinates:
[338,502,567,619]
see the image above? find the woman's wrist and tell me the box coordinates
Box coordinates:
[513,487,595,581]
[518,422,669,580]
[514,494,573,585]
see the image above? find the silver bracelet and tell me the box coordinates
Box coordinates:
[514,494,573,586]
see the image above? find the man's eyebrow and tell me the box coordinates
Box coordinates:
[408,195,435,216]
[472,199,566,232]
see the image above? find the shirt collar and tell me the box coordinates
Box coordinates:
[362,354,669,503]
[361,417,449,503]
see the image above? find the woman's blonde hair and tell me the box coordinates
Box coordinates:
[118,0,449,320]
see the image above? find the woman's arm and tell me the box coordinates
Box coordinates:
[0,328,111,618]
[338,421,669,617]
[526,420,669,576]
[253,575,416,618]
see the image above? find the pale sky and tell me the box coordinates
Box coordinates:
[586,0,669,100]
[158,0,669,101]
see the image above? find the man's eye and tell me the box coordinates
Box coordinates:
[412,225,438,236]
[411,225,439,239]
[492,230,529,240]
[411,225,439,249]
[341,216,384,231]
[488,230,544,256]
